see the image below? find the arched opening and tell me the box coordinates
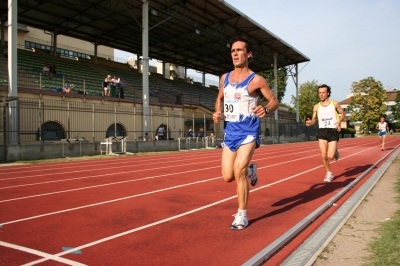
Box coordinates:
[38,121,65,141]
[106,123,127,138]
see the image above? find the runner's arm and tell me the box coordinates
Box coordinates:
[212,74,226,124]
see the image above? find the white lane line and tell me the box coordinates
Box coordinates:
[0,166,219,203]
[17,141,390,265]
[0,159,220,189]
[0,151,222,177]
[0,175,221,226]
[0,143,314,180]
[20,149,359,266]
[0,241,87,266]
[0,139,378,206]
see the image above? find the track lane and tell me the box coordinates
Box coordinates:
[0,137,398,265]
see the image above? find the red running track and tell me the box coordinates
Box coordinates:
[0,136,399,266]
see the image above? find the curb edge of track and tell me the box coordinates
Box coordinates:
[281,146,400,266]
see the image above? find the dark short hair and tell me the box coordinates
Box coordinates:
[318,84,331,96]
[230,37,253,53]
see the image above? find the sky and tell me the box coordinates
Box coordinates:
[115,0,400,105]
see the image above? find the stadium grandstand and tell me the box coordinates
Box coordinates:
[0,0,312,161]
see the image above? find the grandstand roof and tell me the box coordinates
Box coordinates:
[3,0,310,76]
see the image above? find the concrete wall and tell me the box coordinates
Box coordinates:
[1,138,224,162]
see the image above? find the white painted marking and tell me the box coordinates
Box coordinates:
[0,241,87,265]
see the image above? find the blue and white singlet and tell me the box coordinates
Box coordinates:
[223,71,259,135]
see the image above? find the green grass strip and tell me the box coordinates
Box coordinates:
[365,168,400,266]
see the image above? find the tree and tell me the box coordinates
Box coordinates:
[390,92,400,128]
[348,77,387,133]
[290,80,320,121]
[258,67,288,103]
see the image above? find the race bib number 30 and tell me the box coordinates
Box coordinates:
[224,99,239,122]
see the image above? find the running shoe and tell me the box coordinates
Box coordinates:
[334,149,340,161]
[324,173,334,182]
[248,163,258,186]
[230,212,249,230]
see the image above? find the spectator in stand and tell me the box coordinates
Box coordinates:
[118,78,125,98]
[111,75,120,97]
[154,132,160,141]
[188,126,194,137]
[63,82,71,93]
[197,124,204,138]
[143,132,151,141]
[49,64,57,77]
[157,126,165,140]
[103,75,111,97]
[43,63,50,77]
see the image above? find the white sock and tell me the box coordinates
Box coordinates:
[238,209,247,216]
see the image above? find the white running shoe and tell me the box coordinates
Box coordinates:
[248,163,258,186]
[324,173,334,182]
[230,212,249,230]
[334,149,340,161]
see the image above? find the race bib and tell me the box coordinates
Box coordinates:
[224,99,239,122]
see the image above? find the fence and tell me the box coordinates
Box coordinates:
[0,96,318,161]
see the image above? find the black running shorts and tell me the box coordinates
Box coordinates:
[317,128,339,142]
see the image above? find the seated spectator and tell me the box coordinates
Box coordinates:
[43,63,50,77]
[143,132,151,141]
[103,75,111,97]
[188,126,194,137]
[154,132,160,141]
[63,82,71,93]
[197,124,204,138]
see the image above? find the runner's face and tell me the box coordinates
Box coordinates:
[318,87,329,101]
[380,117,384,122]
[231,41,251,67]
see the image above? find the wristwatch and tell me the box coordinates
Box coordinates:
[264,107,269,114]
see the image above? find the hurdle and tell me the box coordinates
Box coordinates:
[100,136,132,155]
[61,138,84,157]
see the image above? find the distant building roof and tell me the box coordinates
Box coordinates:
[339,91,397,105]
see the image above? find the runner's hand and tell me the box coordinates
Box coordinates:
[252,105,267,118]
[213,111,221,123]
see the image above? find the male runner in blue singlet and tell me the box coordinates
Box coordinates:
[212,38,279,230]
[306,84,345,182]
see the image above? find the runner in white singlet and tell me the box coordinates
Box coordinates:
[306,84,345,182]
[375,116,389,151]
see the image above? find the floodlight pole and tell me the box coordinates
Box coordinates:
[8,0,19,144]
[295,63,299,122]
[273,52,279,139]
[142,0,150,134]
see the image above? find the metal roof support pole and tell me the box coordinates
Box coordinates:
[1,14,5,46]
[295,63,299,122]
[273,52,279,139]
[8,0,19,144]
[94,41,98,64]
[202,72,205,87]
[142,0,150,134]
[53,29,57,56]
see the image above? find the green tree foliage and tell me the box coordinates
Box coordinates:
[349,77,387,133]
[290,80,320,121]
[390,92,400,128]
[258,67,288,103]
